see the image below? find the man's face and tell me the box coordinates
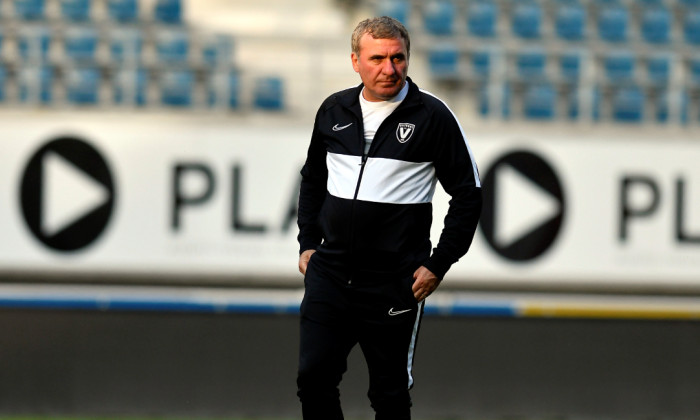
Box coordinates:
[351,33,409,102]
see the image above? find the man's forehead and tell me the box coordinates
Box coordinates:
[358,33,407,53]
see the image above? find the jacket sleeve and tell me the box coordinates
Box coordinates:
[297,110,328,254]
[423,107,483,280]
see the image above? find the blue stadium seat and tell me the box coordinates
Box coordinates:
[65,67,100,104]
[523,82,556,119]
[17,25,51,62]
[559,52,582,83]
[688,56,700,84]
[598,3,629,42]
[0,65,6,102]
[208,70,239,109]
[592,86,601,121]
[18,66,53,104]
[423,0,455,36]
[376,0,411,26]
[154,0,182,24]
[253,77,284,110]
[603,51,636,83]
[60,0,91,21]
[202,35,234,68]
[467,0,498,38]
[684,9,700,44]
[555,1,586,41]
[511,2,542,39]
[64,26,98,62]
[515,48,547,80]
[612,85,644,122]
[428,44,460,79]
[160,69,193,106]
[640,5,671,44]
[646,54,670,86]
[470,50,491,80]
[653,88,675,123]
[155,28,189,64]
[502,82,512,118]
[107,0,138,22]
[113,68,148,106]
[14,0,45,20]
[565,86,580,119]
[110,27,143,64]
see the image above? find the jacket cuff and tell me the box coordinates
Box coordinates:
[423,250,456,281]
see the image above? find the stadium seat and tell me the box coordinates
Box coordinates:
[17,25,51,62]
[646,54,671,86]
[612,85,644,122]
[64,26,98,63]
[376,0,411,26]
[202,34,234,68]
[14,0,45,20]
[253,76,284,110]
[113,67,148,106]
[511,2,542,39]
[423,0,455,36]
[502,82,512,118]
[603,51,636,83]
[160,69,193,106]
[470,49,492,80]
[598,2,629,42]
[684,9,700,44]
[559,52,582,83]
[592,86,601,121]
[110,27,143,64]
[60,0,91,21]
[207,70,239,109]
[688,56,700,84]
[107,0,138,22]
[427,44,460,79]
[653,88,674,123]
[515,48,547,80]
[18,66,53,104]
[154,0,182,24]
[0,65,6,102]
[466,0,498,38]
[640,5,671,44]
[555,1,586,41]
[65,67,100,104]
[154,28,190,64]
[523,82,556,119]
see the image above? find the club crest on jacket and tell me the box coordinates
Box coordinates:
[396,123,415,143]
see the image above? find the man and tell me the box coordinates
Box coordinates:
[296,16,482,420]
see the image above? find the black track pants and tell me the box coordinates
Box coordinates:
[297,259,424,420]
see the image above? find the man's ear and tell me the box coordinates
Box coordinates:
[351,52,360,73]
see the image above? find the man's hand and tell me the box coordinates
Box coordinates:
[298,249,316,275]
[412,266,440,301]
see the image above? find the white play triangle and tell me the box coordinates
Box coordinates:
[42,151,110,237]
[494,163,560,248]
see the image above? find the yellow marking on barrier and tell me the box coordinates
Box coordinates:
[521,304,700,321]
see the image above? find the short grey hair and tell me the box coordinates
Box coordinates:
[351,16,411,58]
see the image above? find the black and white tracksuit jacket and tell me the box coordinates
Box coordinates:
[297,78,482,282]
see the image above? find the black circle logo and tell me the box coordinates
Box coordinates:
[20,137,115,252]
[480,150,565,262]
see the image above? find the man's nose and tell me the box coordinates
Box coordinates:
[382,60,396,75]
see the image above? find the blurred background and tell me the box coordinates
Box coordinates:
[1,0,700,419]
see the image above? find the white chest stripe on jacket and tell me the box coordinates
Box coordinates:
[326,152,437,204]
